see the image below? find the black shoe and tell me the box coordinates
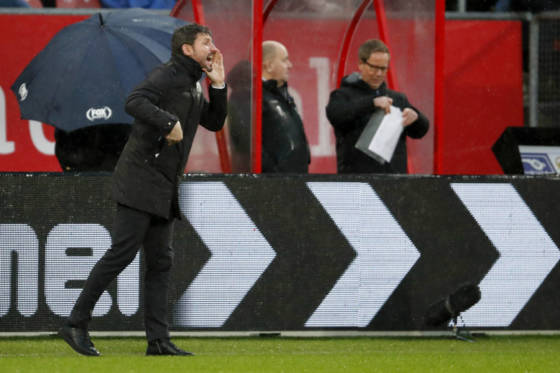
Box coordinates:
[146,339,193,356]
[58,325,100,356]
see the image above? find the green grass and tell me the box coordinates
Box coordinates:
[1,335,559,372]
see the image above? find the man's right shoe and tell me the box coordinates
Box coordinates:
[58,325,100,356]
[146,339,193,356]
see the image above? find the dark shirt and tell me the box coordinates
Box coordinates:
[262,80,310,173]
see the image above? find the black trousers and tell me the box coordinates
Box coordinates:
[68,203,175,342]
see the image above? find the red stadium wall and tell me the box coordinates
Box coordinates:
[442,20,524,174]
[0,15,523,174]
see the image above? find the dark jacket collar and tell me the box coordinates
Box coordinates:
[341,72,387,95]
[262,79,285,91]
[172,53,204,81]
[262,79,295,107]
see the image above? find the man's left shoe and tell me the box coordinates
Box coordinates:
[58,325,100,356]
[146,339,193,356]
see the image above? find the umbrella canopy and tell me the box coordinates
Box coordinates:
[11,9,187,132]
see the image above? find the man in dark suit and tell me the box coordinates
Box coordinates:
[326,39,429,174]
[261,40,310,173]
[58,23,227,356]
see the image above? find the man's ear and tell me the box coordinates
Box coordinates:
[262,59,272,73]
[181,44,194,56]
[357,61,366,75]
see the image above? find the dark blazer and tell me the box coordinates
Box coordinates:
[112,53,227,219]
[262,80,310,173]
[326,73,429,174]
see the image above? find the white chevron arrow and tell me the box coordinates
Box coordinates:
[305,182,420,327]
[174,181,276,327]
[451,183,560,327]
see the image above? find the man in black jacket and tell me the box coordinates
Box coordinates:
[326,39,429,173]
[59,23,227,356]
[262,40,310,173]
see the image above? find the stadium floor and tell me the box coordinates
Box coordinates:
[1,335,559,372]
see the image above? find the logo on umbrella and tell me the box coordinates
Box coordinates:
[86,107,113,121]
[18,83,28,101]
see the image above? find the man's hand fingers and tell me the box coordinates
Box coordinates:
[165,122,183,144]
[213,50,223,65]
[374,96,393,113]
[205,50,225,85]
[383,97,392,113]
[402,108,418,126]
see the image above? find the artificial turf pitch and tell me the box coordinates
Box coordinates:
[1,335,559,372]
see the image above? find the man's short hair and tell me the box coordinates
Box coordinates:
[358,39,390,62]
[172,23,212,56]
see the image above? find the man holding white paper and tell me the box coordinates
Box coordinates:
[326,39,429,173]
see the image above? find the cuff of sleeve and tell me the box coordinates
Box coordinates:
[211,82,226,89]
[162,119,176,135]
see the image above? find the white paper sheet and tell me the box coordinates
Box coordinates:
[367,106,403,163]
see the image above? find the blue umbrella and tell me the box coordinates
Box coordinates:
[11,9,187,132]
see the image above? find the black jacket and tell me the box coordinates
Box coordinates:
[326,73,429,173]
[112,53,227,219]
[262,80,310,173]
